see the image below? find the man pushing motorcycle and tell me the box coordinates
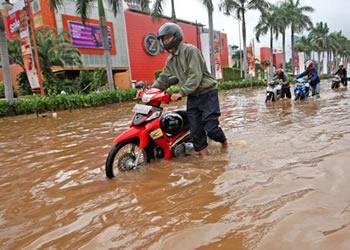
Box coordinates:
[152,22,227,156]
[333,62,347,87]
[273,68,291,99]
[296,60,320,98]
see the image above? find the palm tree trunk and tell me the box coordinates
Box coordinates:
[170,0,176,22]
[317,51,321,73]
[291,26,295,75]
[269,27,273,81]
[0,15,14,104]
[98,0,114,90]
[327,51,331,74]
[208,8,215,78]
[242,9,248,79]
[282,31,286,72]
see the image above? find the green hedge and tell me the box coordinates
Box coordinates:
[0,89,137,117]
[223,67,242,81]
[217,80,266,90]
[0,84,4,99]
[0,80,267,117]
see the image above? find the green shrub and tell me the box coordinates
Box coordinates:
[79,69,107,93]
[217,80,265,90]
[17,72,33,96]
[0,83,4,99]
[45,75,81,96]
[0,88,138,117]
[0,79,268,117]
[223,67,242,81]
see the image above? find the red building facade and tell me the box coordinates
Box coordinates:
[260,47,284,69]
[124,10,201,83]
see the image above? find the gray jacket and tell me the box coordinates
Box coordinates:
[152,43,217,96]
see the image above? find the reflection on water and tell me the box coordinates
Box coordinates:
[1,82,350,249]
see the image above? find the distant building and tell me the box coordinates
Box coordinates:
[2,0,230,89]
[260,47,284,70]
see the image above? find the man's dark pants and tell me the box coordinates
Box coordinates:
[186,89,226,152]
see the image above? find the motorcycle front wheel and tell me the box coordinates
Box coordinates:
[105,139,148,179]
[265,92,273,102]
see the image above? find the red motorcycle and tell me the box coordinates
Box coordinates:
[105,76,193,178]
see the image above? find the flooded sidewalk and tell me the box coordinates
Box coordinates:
[0,81,349,249]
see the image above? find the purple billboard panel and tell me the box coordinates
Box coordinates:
[68,21,112,49]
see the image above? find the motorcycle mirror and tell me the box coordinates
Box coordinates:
[135,81,145,89]
[167,76,179,86]
[158,74,179,86]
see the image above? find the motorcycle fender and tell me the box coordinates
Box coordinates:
[112,126,150,148]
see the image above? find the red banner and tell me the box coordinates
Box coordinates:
[19,9,40,89]
[6,10,21,40]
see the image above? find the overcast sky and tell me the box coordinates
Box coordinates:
[151,0,350,56]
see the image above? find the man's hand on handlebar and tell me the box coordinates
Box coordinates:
[171,93,183,102]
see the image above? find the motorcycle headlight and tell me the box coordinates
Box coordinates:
[142,93,156,103]
[146,111,162,121]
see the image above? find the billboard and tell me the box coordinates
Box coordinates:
[68,21,112,49]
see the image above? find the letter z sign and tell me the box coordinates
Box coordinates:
[143,33,161,56]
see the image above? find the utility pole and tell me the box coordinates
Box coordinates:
[0,0,14,103]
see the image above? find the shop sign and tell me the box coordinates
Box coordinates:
[143,33,161,56]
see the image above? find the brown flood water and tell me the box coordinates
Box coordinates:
[1,81,350,249]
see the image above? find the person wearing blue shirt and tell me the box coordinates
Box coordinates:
[296,60,321,97]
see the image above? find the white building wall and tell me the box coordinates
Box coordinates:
[54,0,130,69]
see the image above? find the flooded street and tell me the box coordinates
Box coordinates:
[1,81,350,249]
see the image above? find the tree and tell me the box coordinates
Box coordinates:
[295,35,312,59]
[36,29,82,78]
[309,22,329,73]
[0,11,14,103]
[255,5,279,80]
[8,29,81,94]
[285,0,313,75]
[124,0,150,12]
[274,3,290,72]
[49,0,142,90]
[201,0,216,77]
[220,0,269,79]
[151,0,176,22]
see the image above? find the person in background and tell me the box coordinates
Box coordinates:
[273,68,291,99]
[333,62,347,87]
[152,22,227,156]
[296,60,320,98]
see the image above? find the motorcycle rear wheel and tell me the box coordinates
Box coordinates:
[105,139,148,179]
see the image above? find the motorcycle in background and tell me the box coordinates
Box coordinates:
[294,78,309,101]
[265,80,282,102]
[105,76,193,179]
[331,75,341,89]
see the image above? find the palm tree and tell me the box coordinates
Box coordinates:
[329,31,349,68]
[285,0,314,75]
[295,35,312,59]
[201,0,216,77]
[35,29,82,78]
[275,3,290,72]
[220,0,269,79]
[0,11,14,103]
[125,0,150,12]
[255,5,279,80]
[8,29,82,93]
[151,0,176,22]
[309,22,329,73]
[49,0,138,90]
